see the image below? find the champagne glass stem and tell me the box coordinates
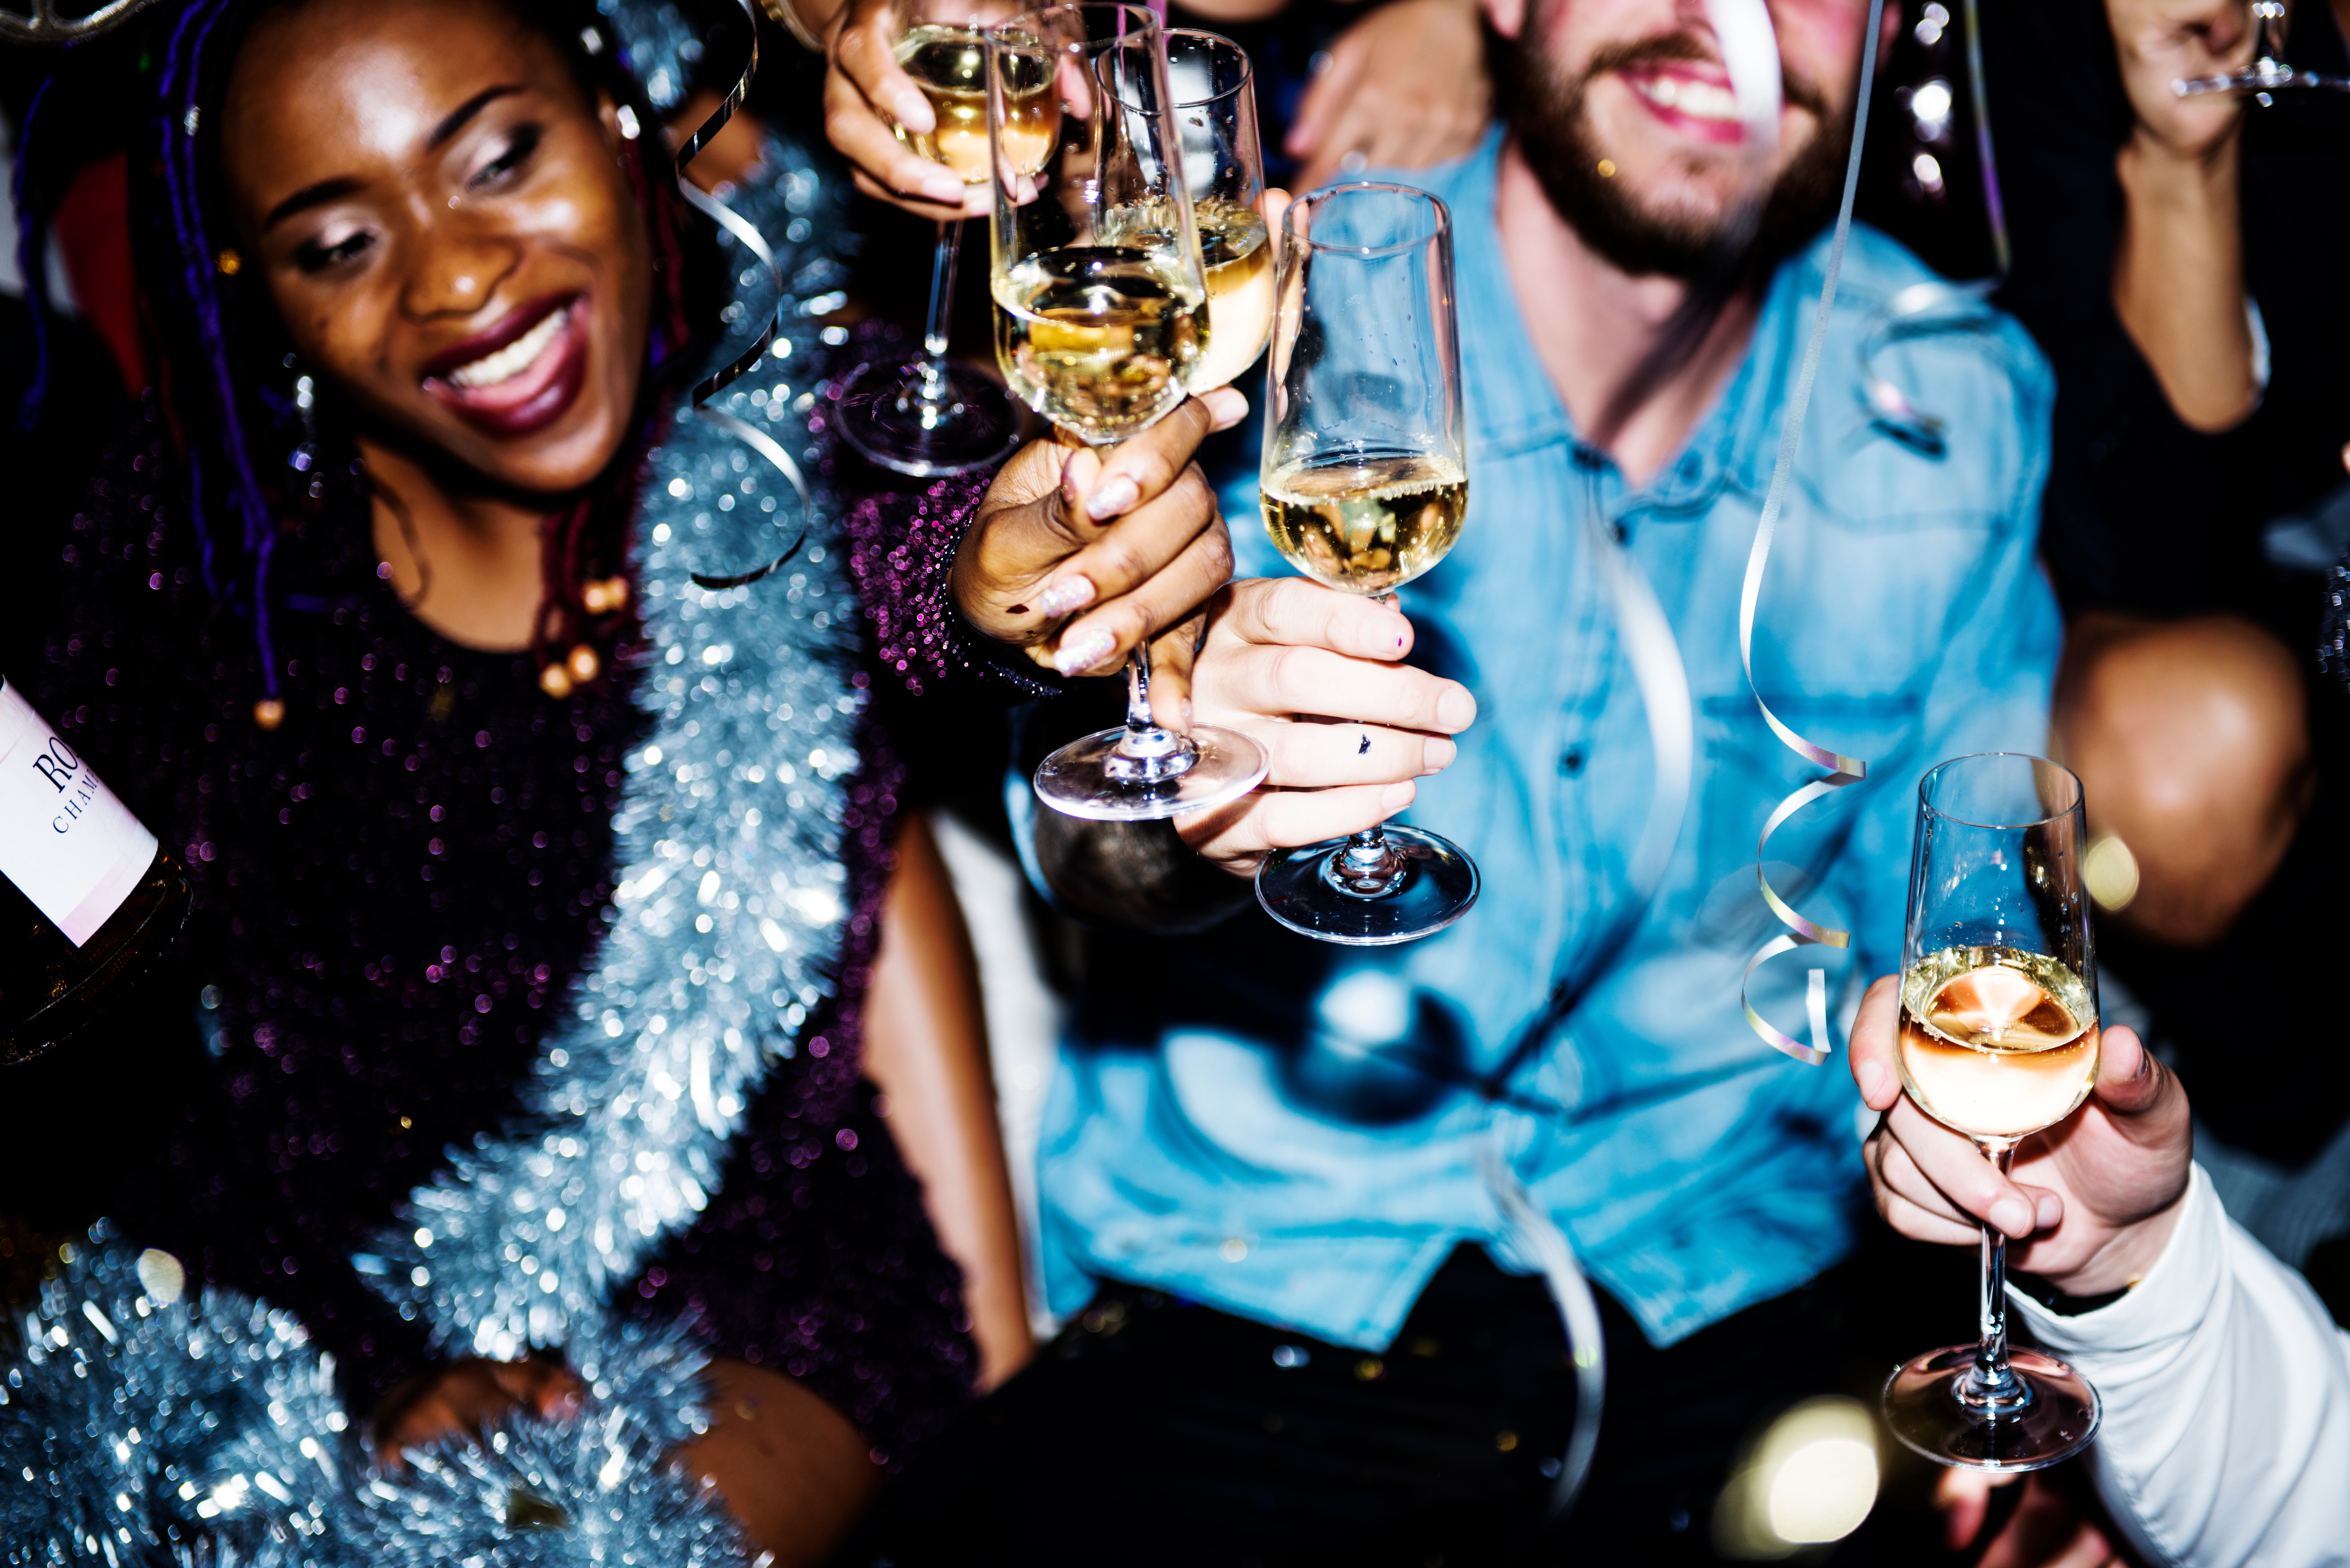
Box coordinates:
[1122,644,1156,731]
[916,219,964,406]
[1101,474,1190,782]
[1320,588,1408,896]
[1964,1139,2031,1417]
[1099,645,1194,780]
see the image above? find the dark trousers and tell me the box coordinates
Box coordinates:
[856,1244,1957,1567]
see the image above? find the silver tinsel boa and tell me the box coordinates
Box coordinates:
[4,11,875,1554]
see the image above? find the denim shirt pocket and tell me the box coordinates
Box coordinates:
[1688,692,1925,954]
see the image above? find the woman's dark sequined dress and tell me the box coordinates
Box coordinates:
[21,395,976,1463]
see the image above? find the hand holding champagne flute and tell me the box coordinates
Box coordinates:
[835,0,1040,477]
[1882,753,2107,1472]
[991,4,1270,821]
[1251,182,1475,944]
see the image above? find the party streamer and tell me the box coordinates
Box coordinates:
[673,0,817,591]
[1732,0,1887,1067]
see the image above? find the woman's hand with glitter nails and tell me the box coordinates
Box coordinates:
[1850,975,2192,1299]
[1163,577,1476,877]
[954,390,1247,690]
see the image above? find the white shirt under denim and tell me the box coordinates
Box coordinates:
[2013,1167,2350,1567]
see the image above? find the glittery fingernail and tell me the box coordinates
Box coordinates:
[1052,629,1117,676]
[1085,475,1140,521]
[1036,576,1096,618]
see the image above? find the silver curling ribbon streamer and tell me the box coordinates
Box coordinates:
[1702,0,1782,156]
[1735,0,1887,1067]
[673,0,816,592]
[1479,1142,1607,1522]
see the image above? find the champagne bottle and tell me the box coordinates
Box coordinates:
[0,675,190,1066]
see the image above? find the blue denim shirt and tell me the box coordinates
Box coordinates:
[1029,132,2059,1350]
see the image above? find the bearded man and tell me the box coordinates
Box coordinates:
[870,1,2059,1561]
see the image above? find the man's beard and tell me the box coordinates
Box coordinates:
[1490,25,1852,282]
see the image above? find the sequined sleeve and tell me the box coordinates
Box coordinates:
[842,469,1063,701]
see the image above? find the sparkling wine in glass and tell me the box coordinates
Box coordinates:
[1164,29,1272,390]
[994,3,1270,820]
[1883,753,2104,1472]
[1252,183,1477,945]
[835,0,1037,478]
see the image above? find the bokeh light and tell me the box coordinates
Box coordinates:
[1713,1396,1882,1558]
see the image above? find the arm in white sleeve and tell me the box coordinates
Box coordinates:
[2010,1165,2350,1568]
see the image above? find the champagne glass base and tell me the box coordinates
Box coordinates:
[837,359,1021,478]
[1034,723,1269,822]
[1883,1346,2101,1472]
[1255,826,1478,946]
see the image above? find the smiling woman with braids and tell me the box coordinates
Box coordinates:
[0,0,1239,1557]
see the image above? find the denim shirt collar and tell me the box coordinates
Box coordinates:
[1444,127,1800,522]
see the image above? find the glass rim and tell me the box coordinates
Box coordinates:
[1916,751,2083,831]
[992,0,1157,41]
[1164,27,1253,104]
[1285,181,1451,258]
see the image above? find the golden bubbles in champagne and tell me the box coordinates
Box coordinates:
[1262,453,1468,595]
[1896,946,2100,1142]
[993,246,1207,443]
[893,25,1058,184]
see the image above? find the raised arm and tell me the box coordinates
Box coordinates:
[2105,0,2262,432]
[1850,976,2350,1567]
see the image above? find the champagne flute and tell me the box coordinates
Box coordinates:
[2175,0,2350,96]
[834,0,1040,477]
[1252,183,1477,945]
[1883,753,2104,1472]
[1165,29,1274,390]
[994,3,1270,820]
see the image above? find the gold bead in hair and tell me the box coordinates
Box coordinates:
[216,249,242,276]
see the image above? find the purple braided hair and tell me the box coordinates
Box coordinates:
[156,0,284,692]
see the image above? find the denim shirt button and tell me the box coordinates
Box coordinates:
[1558,747,1586,776]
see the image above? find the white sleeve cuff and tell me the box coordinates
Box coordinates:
[2008,1163,2223,1357]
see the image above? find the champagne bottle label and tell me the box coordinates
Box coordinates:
[0,682,159,946]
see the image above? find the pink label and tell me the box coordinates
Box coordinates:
[0,682,156,946]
